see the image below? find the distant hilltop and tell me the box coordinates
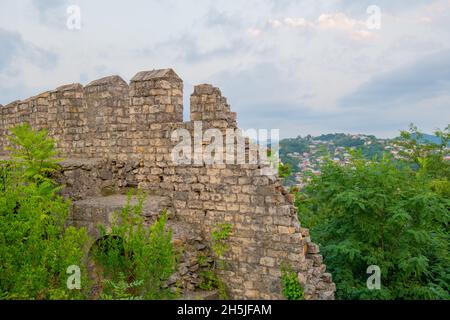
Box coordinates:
[410,133,449,146]
[279,132,449,186]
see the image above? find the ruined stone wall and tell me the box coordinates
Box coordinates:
[0,69,335,300]
[84,75,130,158]
[1,101,19,153]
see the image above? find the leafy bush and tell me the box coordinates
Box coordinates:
[0,124,90,300]
[6,123,61,184]
[394,124,450,180]
[296,126,450,299]
[92,191,176,300]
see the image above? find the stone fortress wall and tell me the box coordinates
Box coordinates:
[0,69,335,300]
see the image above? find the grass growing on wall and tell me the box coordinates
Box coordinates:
[281,265,304,300]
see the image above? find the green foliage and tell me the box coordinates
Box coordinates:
[0,125,90,300]
[6,123,61,184]
[91,235,126,277]
[296,126,450,300]
[92,191,176,300]
[281,265,304,300]
[394,124,450,180]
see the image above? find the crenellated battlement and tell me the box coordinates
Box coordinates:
[0,69,186,157]
[0,69,241,158]
[190,84,237,129]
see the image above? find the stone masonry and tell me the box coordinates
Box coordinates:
[0,69,336,300]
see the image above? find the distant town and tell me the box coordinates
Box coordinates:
[280,133,450,188]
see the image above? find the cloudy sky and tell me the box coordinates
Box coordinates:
[1,0,449,138]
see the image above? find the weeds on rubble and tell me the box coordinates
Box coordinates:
[199,270,228,299]
[281,265,304,300]
[199,270,220,291]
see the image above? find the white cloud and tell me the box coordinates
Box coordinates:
[417,16,432,23]
[351,29,376,40]
[268,19,282,28]
[317,13,361,30]
[262,13,375,41]
[247,27,263,37]
[283,17,313,28]
[317,13,377,40]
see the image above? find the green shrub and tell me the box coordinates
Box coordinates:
[296,126,450,299]
[6,123,61,184]
[0,124,90,300]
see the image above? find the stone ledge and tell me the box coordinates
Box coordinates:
[181,290,219,300]
[0,157,106,169]
[72,194,171,216]
[60,158,104,168]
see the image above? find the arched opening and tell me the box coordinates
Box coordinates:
[88,234,130,298]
